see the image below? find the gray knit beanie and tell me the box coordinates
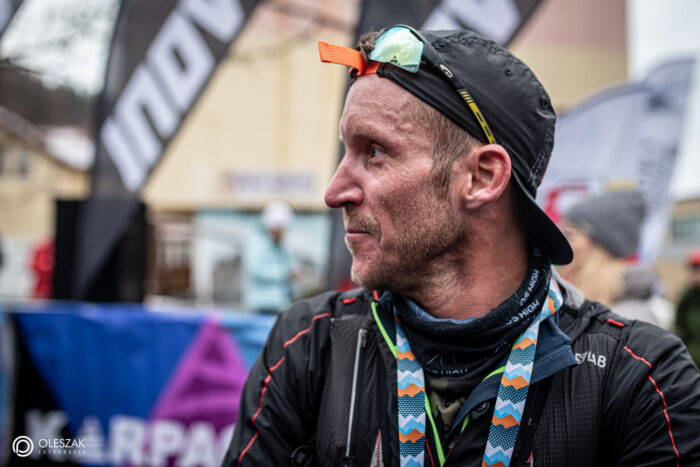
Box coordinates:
[564,189,646,258]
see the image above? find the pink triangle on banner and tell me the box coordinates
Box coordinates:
[149,319,248,431]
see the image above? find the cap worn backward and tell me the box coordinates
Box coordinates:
[371,28,572,264]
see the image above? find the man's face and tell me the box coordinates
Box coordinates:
[324,75,467,292]
[268,227,284,245]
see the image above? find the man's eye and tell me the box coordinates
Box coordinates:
[370,146,386,158]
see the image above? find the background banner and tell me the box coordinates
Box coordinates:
[538,58,695,262]
[354,0,543,46]
[74,0,261,299]
[0,0,22,39]
[1,303,275,466]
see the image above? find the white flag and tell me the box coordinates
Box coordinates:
[538,58,695,262]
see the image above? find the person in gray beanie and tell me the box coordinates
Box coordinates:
[559,189,673,328]
[564,189,646,258]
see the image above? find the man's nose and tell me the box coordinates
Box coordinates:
[324,157,363,209]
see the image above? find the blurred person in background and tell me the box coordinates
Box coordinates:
[31,239,54,299]
[241,201,294,314]
[676,249,700,367]
[558,189,673,329]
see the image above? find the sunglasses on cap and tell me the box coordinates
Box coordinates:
[319,24,496,145]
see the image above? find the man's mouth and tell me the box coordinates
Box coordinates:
[346,227,370,234]
[343,210,379,238]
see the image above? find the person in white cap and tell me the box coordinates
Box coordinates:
[241,201,295,313]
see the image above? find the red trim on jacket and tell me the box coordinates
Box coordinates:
[623,345,680,466]
[250,357,286,424]
[606,319,625,328]
[623,345,652,368]
[238,312,332,465]
[238,433,258,465]
[283,313,332,349]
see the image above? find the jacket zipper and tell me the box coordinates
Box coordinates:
[343,327,368,466]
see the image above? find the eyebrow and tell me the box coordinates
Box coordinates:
[339,109,412,149]
[343,126,399,149]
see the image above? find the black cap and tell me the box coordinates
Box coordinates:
[372,28,573,264]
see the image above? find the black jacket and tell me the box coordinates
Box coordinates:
[225,281,700,466]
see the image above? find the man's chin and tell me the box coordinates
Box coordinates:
[350,262,375,290]
[349,264,366,288]
[350,262,392,292]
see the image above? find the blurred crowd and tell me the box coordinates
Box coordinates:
[557,189,700,367]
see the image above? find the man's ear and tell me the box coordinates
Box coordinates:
[462,144,511,209]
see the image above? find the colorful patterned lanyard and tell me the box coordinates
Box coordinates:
[391,278,563,467]
[394,313,429,466]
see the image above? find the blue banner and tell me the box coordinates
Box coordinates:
[1,302,275,466]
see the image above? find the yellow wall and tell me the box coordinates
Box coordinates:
[143,0,629,211]
[510,0,627,110]
[0,130,87,239]
[144,1,356,212]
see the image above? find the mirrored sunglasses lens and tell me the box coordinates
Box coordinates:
[368,26,423,73]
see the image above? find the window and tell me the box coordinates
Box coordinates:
[17,151,30,178]
[672,217,700,242]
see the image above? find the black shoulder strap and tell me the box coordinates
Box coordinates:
[311,297,377,465]
[289,291,373,467]
[511,376,553,464]
[336,288,375,317]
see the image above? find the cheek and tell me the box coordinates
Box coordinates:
[376,181,424,227]
[368,161,437,232]
[570,234,592,260]
[382,166,433,202]
[560,234,593,278]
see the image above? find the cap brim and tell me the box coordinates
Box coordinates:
[511,172,573,265]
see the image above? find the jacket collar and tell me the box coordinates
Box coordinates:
[372,284,578,438]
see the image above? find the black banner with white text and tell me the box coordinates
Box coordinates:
[74,0,261,298]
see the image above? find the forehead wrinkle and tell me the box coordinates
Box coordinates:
[343,117,408,149]
[341,85,426,147]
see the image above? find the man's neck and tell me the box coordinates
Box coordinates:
[405,239,529,321]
